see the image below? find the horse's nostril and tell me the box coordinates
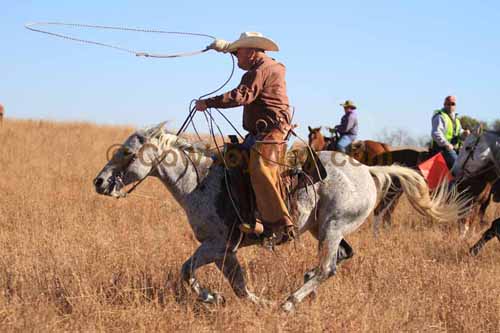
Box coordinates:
[94,177,104,188]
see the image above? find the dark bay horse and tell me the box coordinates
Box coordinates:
[370,149,432,231]
[465,170,499,255]
[307,126,391,164]
[470,217,500,256]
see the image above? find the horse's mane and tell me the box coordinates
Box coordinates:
[136,123,215,158]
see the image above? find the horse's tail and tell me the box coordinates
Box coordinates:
[368,165,469,222]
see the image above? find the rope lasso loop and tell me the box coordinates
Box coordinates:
[176,54,236,137]
[25,21,215,58]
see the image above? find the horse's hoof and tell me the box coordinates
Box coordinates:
[469,245,481,257]
[281,300,295,313]
[304,270,316,283]
[213,292,226,305]
[199,289,225,305]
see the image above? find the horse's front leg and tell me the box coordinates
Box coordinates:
[180,241,225,304]
[215,252,273,306]
[470,218,500,256]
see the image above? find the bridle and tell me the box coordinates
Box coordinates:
[458,132,500,181]
[111,136,202,197]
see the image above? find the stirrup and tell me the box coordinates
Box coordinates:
[277,225,297,244]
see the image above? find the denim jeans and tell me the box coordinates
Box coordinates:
[441,148,458,171]
[336,135,353,153]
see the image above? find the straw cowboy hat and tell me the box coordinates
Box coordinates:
[208,32,279,53]
[227,32,279,52]
[340,100,357,109]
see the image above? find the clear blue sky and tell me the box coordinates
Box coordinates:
[1,1,499,140]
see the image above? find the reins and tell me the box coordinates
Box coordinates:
[118,52,236,198]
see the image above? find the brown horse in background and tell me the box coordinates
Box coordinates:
[308,126,333,151]
[307,126,391,164]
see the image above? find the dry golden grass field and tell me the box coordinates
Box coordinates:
[1,119,499,332]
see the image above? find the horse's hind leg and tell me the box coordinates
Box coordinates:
[477,195,492,226]
[373,188,402,236]
[282,229,343,312]
[304,238,353,284]
[459,203,479,239]
[470,218,500,256]
[304,225,353,283]
[180,241,226,304]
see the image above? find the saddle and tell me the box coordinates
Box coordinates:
[222,139,327,237]
[325,136,354,153]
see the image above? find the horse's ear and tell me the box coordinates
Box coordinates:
[308,126,313,132]
[148,121,167,138]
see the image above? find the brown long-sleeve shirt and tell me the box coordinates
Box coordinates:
[205,54,291,135]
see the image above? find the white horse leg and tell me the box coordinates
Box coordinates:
[282,230,343,312]
[302,234,353,303]
[215,253,272,306]
[180,241,226,304]
[304,225,353,283]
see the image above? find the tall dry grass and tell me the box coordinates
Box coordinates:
[0,119,499,332]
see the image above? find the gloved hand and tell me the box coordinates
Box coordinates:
[207,39,231,53]
[195,99,208,112]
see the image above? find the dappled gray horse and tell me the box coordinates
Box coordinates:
[94,123,466,311]
[452,128,500,255]
[452,129,500,181]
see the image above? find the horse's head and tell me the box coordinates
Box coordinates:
[93,122,175,197]
[452,126,494,179]
[308,126,325,151]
